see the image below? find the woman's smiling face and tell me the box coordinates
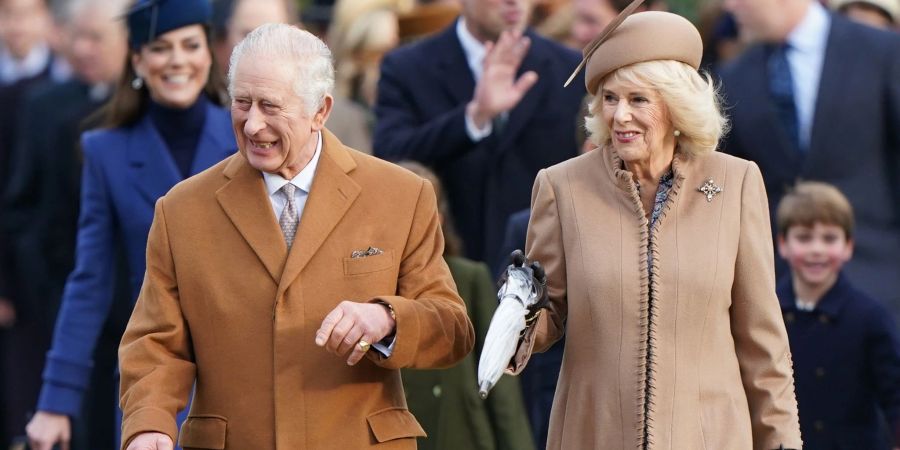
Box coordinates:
[600,77,675,166]
[131,24,212,109]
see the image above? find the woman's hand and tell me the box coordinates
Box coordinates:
[498,250,549,319]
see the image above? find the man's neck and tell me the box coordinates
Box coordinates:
[462,17,495,44]
[276,130,321,180]
[775,0,813,42]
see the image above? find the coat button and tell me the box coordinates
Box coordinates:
[814,420,825,431]
[784,312,795,323]
[815,367,826,378]
[432,385,442,398]
[819,314,830,324]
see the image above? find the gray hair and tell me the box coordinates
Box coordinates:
[57,0,130,24]
[228,23,335,115]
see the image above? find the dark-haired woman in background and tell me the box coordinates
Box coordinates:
[25,1,235,449]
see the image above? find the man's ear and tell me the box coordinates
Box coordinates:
[312,95,333,131]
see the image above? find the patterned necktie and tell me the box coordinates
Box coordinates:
[279,183,299,248]
[767,43,801,153]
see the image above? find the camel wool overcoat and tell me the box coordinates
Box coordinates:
[118,130,475,449]
[513,146,802,450]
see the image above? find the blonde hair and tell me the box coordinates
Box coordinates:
[584,60,729,158]
[776,181,855,239]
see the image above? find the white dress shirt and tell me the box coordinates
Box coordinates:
[785,1,830,150]
[262,131,394,355]
[456,17,495,142]
[0,43,51,85]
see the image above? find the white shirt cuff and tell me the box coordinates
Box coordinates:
[372,336,396,357]
[465,111,493,142]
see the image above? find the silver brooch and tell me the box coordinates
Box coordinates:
[698,179,722,202]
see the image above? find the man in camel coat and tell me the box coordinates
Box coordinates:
[118,24,474,450]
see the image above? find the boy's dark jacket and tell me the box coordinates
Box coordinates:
[778,273,900,449]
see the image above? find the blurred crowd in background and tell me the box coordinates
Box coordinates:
[0,0,897,448]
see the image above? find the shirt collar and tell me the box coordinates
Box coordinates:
[455,17,487,79]
[0,43,51,83]
[786,1,830,55]
[777,272,850,319]
[262,131,323,196]
[89,83,113,103]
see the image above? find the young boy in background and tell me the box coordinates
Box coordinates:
[776,181,900,449]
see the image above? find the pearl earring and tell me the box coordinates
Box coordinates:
[131,77,144,90]
[674,130,681,137]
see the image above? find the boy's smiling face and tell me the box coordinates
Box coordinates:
[778,222,854,292]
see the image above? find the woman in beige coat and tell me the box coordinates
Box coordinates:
[510,6,803,450]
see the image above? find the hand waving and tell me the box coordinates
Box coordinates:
[467,30,539,128]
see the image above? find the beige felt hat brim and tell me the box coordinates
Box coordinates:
[584,11,703,94]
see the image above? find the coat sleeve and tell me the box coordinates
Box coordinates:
[366,179,475,369]
[118,198,196,449]
[36,142,118,417]
[865,301,900,443]
[372,52,477,164]
[729,162,802,450]
[507,169,568,375]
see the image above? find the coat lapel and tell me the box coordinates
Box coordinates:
[277,130,360,297]
[743,46,806,169]
[807,17,849,162]
[436,24,476,105]
[191,103,237,175]
[216,154,286,284]
[497,30,550,149]
[128,115,182,205]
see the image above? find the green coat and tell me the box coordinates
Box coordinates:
[402,256,536,450]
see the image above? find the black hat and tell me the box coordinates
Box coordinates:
[126,0,212,49]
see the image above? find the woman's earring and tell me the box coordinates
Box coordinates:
[674,130,681,137]
[131,77,144,90]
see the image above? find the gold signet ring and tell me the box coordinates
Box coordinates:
[357,339,371,352]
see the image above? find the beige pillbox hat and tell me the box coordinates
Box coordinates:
[565,0,704,95]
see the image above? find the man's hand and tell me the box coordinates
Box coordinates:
[315,301,396,366]
[25,411,71,450]
[467,30,539,129]
[126,432,173,450]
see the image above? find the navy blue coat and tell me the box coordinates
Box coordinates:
[719,15,900,317]
[778,273,900,449]
[374,22,584,262]
[36,102,236,416]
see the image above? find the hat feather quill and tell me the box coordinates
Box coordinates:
[564,0,646,87]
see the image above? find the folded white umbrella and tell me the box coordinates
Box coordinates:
[478,263,540,399]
